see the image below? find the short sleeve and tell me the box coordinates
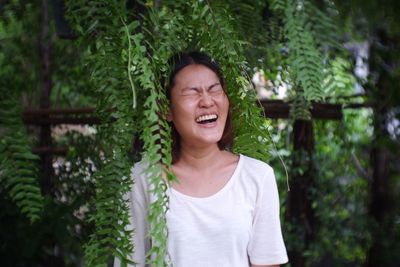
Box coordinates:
[248,166,288,265]
[114,162,151,267]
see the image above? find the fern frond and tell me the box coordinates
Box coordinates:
[270,0,287,12]
[229,76,274,162]
[285,0,325,102]
[0,98,44,223]
[66,1,140,265]
[302,0,341,50]
[141,89,171,266]
[323,56,356,98]
[269,0,328,119]
[84,152,134,267]
[67,1,282,266]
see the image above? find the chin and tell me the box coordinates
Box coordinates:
[197,135,223,145]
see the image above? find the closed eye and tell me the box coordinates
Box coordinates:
[181,87,200,96]
[208,83,223,95]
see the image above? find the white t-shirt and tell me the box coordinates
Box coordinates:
[115,154,288,267]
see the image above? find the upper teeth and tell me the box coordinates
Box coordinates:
[196,114,217,122]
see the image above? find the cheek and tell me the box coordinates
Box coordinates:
[220,97,230,116]
[170,100,195,124]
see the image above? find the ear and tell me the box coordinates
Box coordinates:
[166,109,173,122]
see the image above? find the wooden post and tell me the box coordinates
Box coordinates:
[38,2,67,267]
[286,119,316,267]
[365,28,397,267]
[39,0,54,196]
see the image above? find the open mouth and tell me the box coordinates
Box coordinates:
[195,114,218,124]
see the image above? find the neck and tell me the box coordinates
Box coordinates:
[176,143,224,171]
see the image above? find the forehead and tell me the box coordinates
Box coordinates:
[173,64,220,88]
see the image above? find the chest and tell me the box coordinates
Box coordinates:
[166,189,254,246]
[171,167,235,198]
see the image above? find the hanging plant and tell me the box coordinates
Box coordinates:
[65,0,298,265]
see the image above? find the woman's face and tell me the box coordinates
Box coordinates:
[168,64,229,149]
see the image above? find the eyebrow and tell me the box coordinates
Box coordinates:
[181,82,221,91]
[208,83,221,89]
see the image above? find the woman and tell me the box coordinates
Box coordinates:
[117,52,288,267]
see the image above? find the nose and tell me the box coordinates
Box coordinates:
[198,91,214,108]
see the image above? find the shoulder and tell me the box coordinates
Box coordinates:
[131,159,149,177]
[239,154,274,179]
[237,154,278,194]
[238,155,282,207]
[130,159,151,194]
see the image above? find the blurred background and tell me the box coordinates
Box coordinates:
[0,0,399,266]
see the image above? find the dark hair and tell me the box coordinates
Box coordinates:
[166,51,234,162]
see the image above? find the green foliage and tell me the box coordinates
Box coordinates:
[324,57,356,99]
[3,0,393,266]
[310,111,373,264]
[182,1,274,162]
[135,24,173,265]
[66,1,141,265]
[0,2,40,93]
[267,109,374,266]
[283,0,324,111]
[140,1,275,264]
[0,98,44,223]
[84,155,134,267]
[65,0,277,265]
[0,2,43,223]
[302,0,341,50]
[270,0,345,119]
[214,0,278,66]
